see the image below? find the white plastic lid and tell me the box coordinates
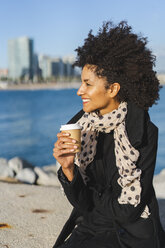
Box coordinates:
[60,124,82,131]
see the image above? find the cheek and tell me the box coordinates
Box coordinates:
[90,88,103,98]
[96,94,110,108]
[94,92,107,101]
[88,85,108,104]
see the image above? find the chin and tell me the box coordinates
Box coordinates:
[83,107,96,113]
[83,104,98,113]
[83,107,90,113]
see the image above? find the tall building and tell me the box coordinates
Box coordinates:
[51,57,64,77]
[38,55,52,79]
[8,37,34,80]
[63,55,75,77]
[38,54,80,80]
[39,55,64,79]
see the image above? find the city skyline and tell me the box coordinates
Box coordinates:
[0,0,165,72]
[6,36,78,81]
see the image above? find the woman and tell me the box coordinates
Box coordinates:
[53,21,165,248]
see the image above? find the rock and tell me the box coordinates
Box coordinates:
[55,161,61,172]
[16,168,37,184]
[43,163,59,175]
[154,169,165,184]
[160,169,165,176]
[0,158,8,166]
[0,164,15,178]
[8,157,34,174]
[34,167,60,186]
[153,169,165,199]
[0,158,15,178]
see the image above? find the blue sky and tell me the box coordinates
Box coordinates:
[0,0,165,72]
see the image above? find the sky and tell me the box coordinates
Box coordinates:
[0,0,165,72]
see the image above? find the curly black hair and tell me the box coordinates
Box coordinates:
[74,21,161,110]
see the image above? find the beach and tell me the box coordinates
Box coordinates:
[0,76,164,92]
[0,171,165,248]
[0,82,81,91]
[0,181,72,248]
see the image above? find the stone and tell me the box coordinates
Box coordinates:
[153,169,165,184]
[0,158,15,178]
[160,169,165,175]
[34,167,60,186]
[16,168,37,184]
[153,169,165,199]
[43,163,59,175]
[0,158,8,166]
[8,157,34,175]
[55,161,61,172]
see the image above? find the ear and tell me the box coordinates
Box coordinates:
[107,83,120,98]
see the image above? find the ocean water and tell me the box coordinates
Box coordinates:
[0,87,164,174]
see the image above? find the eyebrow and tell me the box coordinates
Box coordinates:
[81,78,94,84]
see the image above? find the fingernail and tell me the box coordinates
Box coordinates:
[70,149,74,152]
[72,140,76,143]
[63,133,70,136]
[74,145,78,149]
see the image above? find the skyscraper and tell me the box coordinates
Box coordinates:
[8,37,34,81]
[38,55,52,79]
[38,56,64,79]
[63,55,75,77]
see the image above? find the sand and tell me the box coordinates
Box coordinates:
[0,182,71,248]
[0,82,81,91]
[0,176,164,248]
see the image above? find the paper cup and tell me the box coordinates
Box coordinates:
[60,124,81,152]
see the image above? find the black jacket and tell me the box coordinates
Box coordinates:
[54,102,165,248]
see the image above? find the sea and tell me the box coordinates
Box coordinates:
[0,87,164,174]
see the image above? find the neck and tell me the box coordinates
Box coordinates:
[99,100,121,115]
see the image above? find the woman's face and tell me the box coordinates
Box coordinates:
[77,65,120,115]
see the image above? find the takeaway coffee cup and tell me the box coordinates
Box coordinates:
[60,124,81,152]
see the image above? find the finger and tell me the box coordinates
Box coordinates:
[53,143,78,151]
[53,150,58,159]
[58,148,77,155]
[54,137,77,147]
[54,138,64,147]
[54,147,76,155]
[53,148,65,158]
[53,147,60,154]
[54,140,61,148]
[53,149,75,159]
[53,152,57,159]
[59,137,77,144]
[54,140,69,149]
[57,132,70,138]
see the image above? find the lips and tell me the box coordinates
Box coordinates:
[82,98,90,104]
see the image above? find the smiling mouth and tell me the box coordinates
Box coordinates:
[82,99,90,104]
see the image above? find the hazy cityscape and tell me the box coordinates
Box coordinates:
[0,36,81,88]
[0,35,165,89]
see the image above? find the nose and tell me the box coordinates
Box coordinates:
[77,83,85,96]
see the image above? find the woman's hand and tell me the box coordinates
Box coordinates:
[53,132,78,181]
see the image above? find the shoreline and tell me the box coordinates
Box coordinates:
[0,181,72,248]
[0,82,81,91]
[0,160,164,247]
[0,171,164,248]
[0,80,165,91]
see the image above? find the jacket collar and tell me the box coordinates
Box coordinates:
[126,101,149,148]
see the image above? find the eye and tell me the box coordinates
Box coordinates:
[86,82,92,86]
